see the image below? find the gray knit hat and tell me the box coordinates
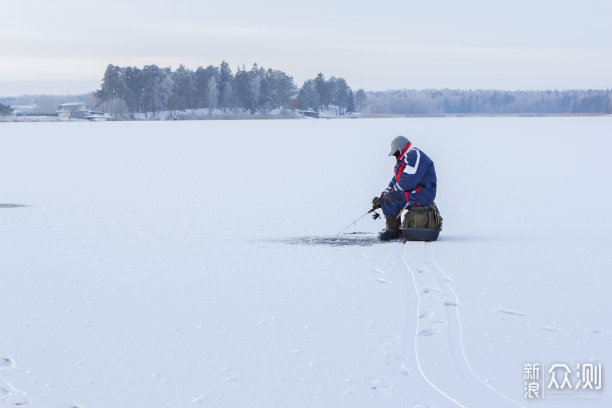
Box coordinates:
[388,135,410,156]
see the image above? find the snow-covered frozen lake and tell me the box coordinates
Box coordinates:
[1,117,610,408]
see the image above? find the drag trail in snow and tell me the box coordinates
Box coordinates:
[402,242,525,408]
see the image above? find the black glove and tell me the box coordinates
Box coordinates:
[372,196,381,210]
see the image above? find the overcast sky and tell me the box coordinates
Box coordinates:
[1,0,611,96]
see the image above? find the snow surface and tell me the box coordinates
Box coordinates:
[0,117,610,408]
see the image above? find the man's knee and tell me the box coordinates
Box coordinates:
[381,192,406,218]
[381,191,403,205]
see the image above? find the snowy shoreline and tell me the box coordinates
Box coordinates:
[2,112,610,123]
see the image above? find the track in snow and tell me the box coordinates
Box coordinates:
[401,241,525,408]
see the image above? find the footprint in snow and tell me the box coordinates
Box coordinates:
[384,352,403,367]
[192,395,208,404]
[418,311,433,319]
[0,357,28,406]
[0,381,28,406]
[0,357,16,369]
[418,327,440,337]
[422,286,442,294]
[364,376,392,396]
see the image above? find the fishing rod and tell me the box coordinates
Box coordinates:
[336,208,380,236]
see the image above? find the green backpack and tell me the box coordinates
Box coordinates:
[402,202,443,230]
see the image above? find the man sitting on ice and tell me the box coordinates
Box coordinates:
[372,135,438,241]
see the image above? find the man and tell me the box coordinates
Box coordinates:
[372,135,437,240]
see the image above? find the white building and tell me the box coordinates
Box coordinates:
[57,102,108,121]
[57,102,90,119]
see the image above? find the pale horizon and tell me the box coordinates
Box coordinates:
[1,0,611,97]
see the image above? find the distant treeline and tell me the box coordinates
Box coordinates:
[94,62,359,117]
[366,89,612,115]
[3,66,611,117]
[94,60,610,116]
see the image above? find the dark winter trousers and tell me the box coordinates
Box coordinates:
[380,191,408,219]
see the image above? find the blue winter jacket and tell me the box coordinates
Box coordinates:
[382,142,437,208]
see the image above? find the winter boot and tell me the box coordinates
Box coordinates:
[378,216,401,241]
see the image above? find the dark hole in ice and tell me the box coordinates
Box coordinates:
[277,233,383,247]
[0,203,28,208]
